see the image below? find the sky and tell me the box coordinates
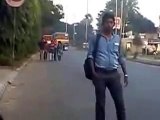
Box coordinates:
[54,0,160,28]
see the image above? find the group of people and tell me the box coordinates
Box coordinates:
[38,40,63,61]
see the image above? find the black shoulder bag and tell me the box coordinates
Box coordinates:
[83,34,101,80]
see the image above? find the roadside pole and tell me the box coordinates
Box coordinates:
[5,0,25,68]
[12,8,16,67]
[65,12,68,33]
[115,0,118,34]
[120,0,123,37]
[85,0,89,42]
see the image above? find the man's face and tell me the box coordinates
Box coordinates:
[103,18,115,32]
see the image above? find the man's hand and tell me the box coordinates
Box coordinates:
[124,75,128,87]
[93,72,100,80]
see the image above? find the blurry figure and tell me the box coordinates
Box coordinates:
[43,41,48,60]
[52,39,57,61]
[57,41,63,61]
[49,41,56,61]
[38,40,45,60]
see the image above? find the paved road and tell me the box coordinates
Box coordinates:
[0,48,160,120]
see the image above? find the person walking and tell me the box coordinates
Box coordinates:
[38,40,45,60]
[52,40,58,61]
[49,41,55,61]
[86,12,128,120]
[43,42,48,61]
[57,41,63,61]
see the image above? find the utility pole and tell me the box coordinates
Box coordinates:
[120,0,124,37]
[85,0,89,42]
[115,0,118,34]
[65,16,68,33]
[73,24,77,45]
[65,5,68,33]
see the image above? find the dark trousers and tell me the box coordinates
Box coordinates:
[54,48,57,61]
[44,51,47,60]
[93,68,126,120]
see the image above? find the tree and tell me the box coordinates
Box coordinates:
[81,13,93,25]
[132,34,143,59]
[0,0,64,65]
[97,0,156,33]
[39,0,64,34]
[129,14,156,33]
[74,14,94,47]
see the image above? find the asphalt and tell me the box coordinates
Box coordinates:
[0,47,160,120]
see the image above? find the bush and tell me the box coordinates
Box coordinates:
[0,54,12,66]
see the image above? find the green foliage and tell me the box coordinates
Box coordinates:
[74,23,94,46]
[53,14,94,47]
[0,0,64,66]
[40,0,64,30]
[97,0,156,33]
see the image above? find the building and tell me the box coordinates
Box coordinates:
[122,33,160,54]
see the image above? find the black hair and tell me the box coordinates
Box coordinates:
[58,41,62,44]
[102,12,115,25]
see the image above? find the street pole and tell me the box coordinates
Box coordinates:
[65,23,68,33]
[12,8,16,67]
[73,24,76,45]
[120,0,124,37]
[65,8,68,33]
[65,18,68,33]
[115,0,118,34]
[85,0,89,42]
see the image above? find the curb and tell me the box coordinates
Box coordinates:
[0,54,37,100]
[127,58,160,66]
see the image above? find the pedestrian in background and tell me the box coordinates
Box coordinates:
[86,12,128,120]
[49,42,55,61]
[38,40,45,60]
[57,41,63,61]
[43,42,48,61]
[53,40,58,61]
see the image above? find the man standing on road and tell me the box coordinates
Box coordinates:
[87,12,128,120]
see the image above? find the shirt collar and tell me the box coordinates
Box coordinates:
[100,33,115,40]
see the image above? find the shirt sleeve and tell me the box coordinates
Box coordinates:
[87,38,95,59]
[118,41,126,65]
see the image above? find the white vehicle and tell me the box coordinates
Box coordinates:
[63,45,69,51]
[83,42,89,49]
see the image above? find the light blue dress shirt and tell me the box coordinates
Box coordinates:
[87,34,125,70]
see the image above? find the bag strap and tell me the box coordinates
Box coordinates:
[93,34,101,61]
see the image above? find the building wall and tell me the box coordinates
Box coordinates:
[121,38,160,54]
[121,38,143,54]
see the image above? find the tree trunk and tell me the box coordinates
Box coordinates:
[133,46,138,59]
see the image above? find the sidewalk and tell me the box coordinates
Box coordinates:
[0,68,13,82]
[0,54,37,99]
[0,68,18,99]
[127,55,160,66]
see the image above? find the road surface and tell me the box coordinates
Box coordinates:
[0,48,160,120]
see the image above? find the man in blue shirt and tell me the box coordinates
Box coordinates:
[87,12,128,120]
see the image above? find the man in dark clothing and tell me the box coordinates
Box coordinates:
[38,41,45,60]
[87,12,128,120]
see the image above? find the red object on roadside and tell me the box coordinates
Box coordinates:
[50,39,57,47]
[12,0,21,1]
[6,0,25,7]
